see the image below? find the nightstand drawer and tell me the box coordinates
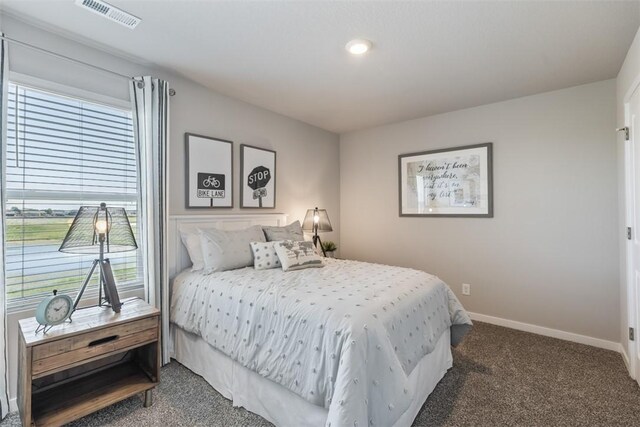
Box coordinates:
[32,316,158,377]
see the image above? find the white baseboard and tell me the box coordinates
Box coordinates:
[468,312,620,352]
[9,397,17,413]
[620,345,632,374]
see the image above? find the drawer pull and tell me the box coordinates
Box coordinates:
[88,335,119,347]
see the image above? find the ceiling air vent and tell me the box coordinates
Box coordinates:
[75,0,141,29]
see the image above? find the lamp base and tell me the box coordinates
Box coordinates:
[72,258,122,315]
[100,259,122,312]
[312,234,327,257]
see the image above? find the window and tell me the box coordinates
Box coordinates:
[5,82,141,308]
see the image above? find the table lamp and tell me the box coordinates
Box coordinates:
[59,202,137,314]
[302,207,333,256]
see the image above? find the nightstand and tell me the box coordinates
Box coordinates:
[18,297,160,427]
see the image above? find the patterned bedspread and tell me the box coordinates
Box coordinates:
[170,258,471,427]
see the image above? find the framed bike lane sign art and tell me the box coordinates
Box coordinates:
[398,143,493,217]
[186,133,233,208]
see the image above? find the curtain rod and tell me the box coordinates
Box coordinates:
[0,34,176,95]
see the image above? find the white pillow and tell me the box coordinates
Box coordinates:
[250,241,282,270]
[180,230,204,271]
[200,225,266,273]
[274,240,324,272]
[179,226,224,271]
[262,221,304,242]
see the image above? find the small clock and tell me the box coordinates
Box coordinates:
[35,290,73,334]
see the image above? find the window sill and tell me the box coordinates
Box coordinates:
[6,282,145,315]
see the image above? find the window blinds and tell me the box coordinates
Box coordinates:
[5,82,141,306]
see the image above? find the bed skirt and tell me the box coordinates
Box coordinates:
[169,325,453,427]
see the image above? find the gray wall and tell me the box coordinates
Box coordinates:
[1,14,339,403]
[340,80,618,342]
[616,26,640,360]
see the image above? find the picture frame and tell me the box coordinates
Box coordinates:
[185,133,233,208]
[398,142,493,217]
[240,144,276,209]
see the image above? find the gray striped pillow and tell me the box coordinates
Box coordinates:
[262,221,304,242]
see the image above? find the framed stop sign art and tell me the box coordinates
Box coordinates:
[240,144,276,208]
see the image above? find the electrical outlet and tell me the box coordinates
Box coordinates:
[462,283,471,296]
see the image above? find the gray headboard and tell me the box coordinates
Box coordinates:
[168,213,289,278]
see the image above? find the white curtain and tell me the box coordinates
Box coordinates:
[130,76,170,364]
[0,35,10,419]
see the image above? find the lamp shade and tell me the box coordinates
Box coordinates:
[59,204,138,254]
[302,207,333,233]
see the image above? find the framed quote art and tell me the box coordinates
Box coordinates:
[398,143,493,217]
[240,144,276,208]
[185,133,233,208]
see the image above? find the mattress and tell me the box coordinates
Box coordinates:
[170,258,471,427]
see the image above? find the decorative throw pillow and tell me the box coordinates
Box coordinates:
[274,240,324,272]
[179,230,205,271]
[262,220,304,242]
[199,225,266,273]
[250,241,282,270]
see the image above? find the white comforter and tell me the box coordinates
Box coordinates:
[170,259,471,427]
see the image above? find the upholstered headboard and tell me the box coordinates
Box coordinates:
[168,213,289,279]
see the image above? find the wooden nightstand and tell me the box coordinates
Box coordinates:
[18,297,160,427]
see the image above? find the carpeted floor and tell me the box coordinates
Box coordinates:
[3,322,639,426]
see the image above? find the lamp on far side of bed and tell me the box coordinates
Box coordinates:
[302,207,332,256]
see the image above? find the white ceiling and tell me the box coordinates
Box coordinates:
[0,1,638,133]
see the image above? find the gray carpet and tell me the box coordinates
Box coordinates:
[3,322,639,426]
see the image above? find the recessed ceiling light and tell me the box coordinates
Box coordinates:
[345,39,372,55]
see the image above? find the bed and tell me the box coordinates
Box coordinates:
[168,214,472,427]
